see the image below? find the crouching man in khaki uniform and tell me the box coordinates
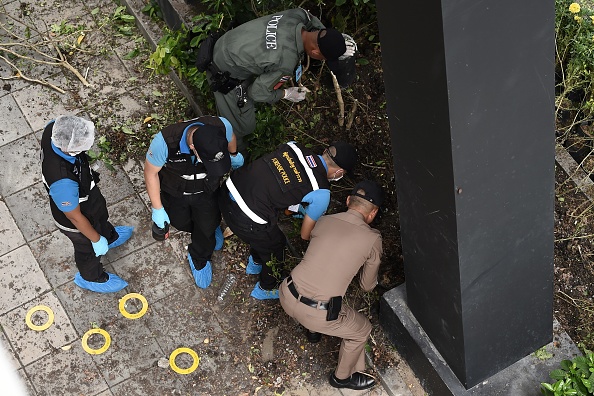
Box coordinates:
[279,180,383,391]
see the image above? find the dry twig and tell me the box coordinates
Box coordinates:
[331,71,345,126]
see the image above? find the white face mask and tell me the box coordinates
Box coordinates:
[67,151,82,156]
[329,170,343,182]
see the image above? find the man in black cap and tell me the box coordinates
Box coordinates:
[219,140,358,300]
[201,8,357,150]
[144,116,243,288]
[279,180,383,391]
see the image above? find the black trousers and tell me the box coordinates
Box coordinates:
[218,185,286,290]
[60,219,118,282]
[162,189,220,270]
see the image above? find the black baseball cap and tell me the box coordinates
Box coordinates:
[329,141,358,174]
[317,29,346,61]
[318,29,356,87]
[192,124,231,177]
[351,180,384,207]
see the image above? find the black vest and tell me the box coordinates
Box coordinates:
[230,142,330,222]
[159,116,226,197]
[41,122,106,230]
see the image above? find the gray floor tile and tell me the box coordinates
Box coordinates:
[0,245,50,314]
[0,329,21,369]
[52,273,125,336]
[24,340,109,396]
[109,241,193,303]
[110,366,190,396]
[11,84,71,132]
[102,194,153,263]
[0,134,41,197]
[0,95,33,147]
[89,316,164,386]
[0,292,77,366]
[5,182,56,242]
[0,200,26,255]
[29,229,76,289]
[94,163,135,206]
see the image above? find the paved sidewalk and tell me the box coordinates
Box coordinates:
[0,0,419,395]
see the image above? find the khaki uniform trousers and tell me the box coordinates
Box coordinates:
[279,278,372,379]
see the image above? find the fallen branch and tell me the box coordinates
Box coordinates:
[331,71,345,126]
[346,99,358,130]
[0,55,65,94]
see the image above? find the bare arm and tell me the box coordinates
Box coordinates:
[144,160,163,209]
[64,205,101,242]
[228,133,238,153]
[300,214,317,240]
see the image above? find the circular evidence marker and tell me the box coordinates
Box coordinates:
[25,305,55,331]
[119,293,148,319]
[169,347,200,375]
[81,328,111,355]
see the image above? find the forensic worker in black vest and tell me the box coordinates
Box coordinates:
[219,141,357,300]
[41,115,133,293]
[201,8,357,150]
[144,116,243,288]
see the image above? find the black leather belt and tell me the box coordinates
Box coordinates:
[287,276,328,310]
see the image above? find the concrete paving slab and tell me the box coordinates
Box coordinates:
[24,340,109,396]
[108,241,194,302]
[11,84,71,132]
[5,182,56,242]
[89,316,165,387]
[0,200,26,255]
[109,366,190,396]
[0,329,21,369]
[121,158,151,208]
[17,368,37,396]
[0,245,51,313]
[23,0,90,36]
[52,273,124,336]
[0,133,41,197]
[1,292,77,366]
[0,94,33,147]
[94,163,136,206]
[29,229,76,289]
[102,194,153,263]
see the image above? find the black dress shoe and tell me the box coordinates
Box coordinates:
[328,371,376,390]
[305,329,321,343]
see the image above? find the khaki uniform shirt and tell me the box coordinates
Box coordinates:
[290,209,382,301]
[212,8,325,104]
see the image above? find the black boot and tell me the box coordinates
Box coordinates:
[305,329,321,343]
[329,371,376,390]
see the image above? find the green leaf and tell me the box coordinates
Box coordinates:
[357,58,370,65]
[123,48,140,59]
[121,126,135,135]
[550,369,569,380]
[91,7,99,15]
[152,90,163,97]
[336,0,347,6]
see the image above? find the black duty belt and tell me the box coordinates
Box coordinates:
[287,276,328,310]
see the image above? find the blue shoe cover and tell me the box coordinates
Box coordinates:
[214,226,224,251]
[250,282,279,300]
[188,254,212,289]
[246,255,262,275]
[108,226,134,249]
[74,272,128,293]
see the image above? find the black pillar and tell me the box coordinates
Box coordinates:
[376,0,555,390]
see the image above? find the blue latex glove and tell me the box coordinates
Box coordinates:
[92,236,109,257]
[152,207,170,228]
[230,152,244,170]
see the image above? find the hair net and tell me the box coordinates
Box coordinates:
[51,115,95,152]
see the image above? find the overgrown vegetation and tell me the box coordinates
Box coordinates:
[146,0,378,159]
[541,349,594,395]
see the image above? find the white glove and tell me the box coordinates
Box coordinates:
[283,87,310,102]
[340,33,357,59]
